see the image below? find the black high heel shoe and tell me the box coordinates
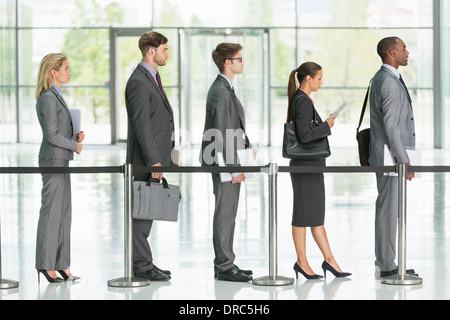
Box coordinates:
[57,270,80,281]
[321,261,351,278]
[37,270,64,283]
[293,263,323,280]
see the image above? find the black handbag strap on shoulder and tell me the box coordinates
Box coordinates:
[357,78,373,133]
[290,92,317,124]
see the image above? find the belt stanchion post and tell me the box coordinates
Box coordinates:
[0,212,20,289]
[381,163,422,285]
[253,163,294,286]
[108,163,150,287]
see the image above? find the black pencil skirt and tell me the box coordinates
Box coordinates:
[289,158,326,227]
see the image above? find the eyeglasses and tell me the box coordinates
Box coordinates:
[226,57,243,62]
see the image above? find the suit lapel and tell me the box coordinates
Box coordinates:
[50,86,70,111]
[381,66,412,106]
[216,75,250,147]
[216,75,246,130]
[137,64,173,116]
[49,86,74,137]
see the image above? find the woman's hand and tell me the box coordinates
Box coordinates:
[76,143,82,154]
[77,131,85,143]
[326,116,336,128]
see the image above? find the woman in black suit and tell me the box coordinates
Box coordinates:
[287,62,350,280]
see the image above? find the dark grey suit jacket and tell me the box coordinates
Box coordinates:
[201,75,250,167]
[35,86,78,161]
[368,66,415,166]
[125,64,175,180]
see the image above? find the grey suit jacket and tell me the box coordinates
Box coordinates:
[201,75,250,166]
[35,86,78,161]
[368,66,415,166]
[125,64,175,180]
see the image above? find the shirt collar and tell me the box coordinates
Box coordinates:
[140,60,158,79]
[219,73,234,90]
[52,84,62,96]
[382,63,400,79]
[300,88,315,104]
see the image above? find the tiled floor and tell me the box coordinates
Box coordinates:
[1,143,450,300]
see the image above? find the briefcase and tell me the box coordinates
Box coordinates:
[132,177,181,222]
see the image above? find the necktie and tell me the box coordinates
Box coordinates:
[155,71,165,96]
[399,74,411,103]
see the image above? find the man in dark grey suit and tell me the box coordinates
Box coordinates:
[201,43,253,282]
[369,37,416,278]
[125,31,174,281]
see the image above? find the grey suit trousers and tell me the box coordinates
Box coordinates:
[132,219,154,272]
[374,172,398,272]
[211,173,241,272]
[36,158,71,270]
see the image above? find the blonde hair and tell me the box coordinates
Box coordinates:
[35,53,68,100]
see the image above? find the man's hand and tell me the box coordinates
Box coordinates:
[407,162,415,181]
[152,162,163,179]
[232,173,246,184]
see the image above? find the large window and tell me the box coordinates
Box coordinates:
[0,0,441,149]
[0,0,17,143]
[443,0,450,148]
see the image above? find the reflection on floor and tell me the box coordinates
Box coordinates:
[1,143,450,300]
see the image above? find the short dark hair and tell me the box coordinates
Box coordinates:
[212,43,243,72]
[138,31,168,58]
[377,36,400,61]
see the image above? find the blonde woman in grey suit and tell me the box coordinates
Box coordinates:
[35,53,84,283]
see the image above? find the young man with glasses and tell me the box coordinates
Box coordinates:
[201,43,253,282]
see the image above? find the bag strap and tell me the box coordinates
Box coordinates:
[357,78,373,132]
[290,92,317,124]
[146,177,169,188]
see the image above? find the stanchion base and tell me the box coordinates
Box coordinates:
[0,278,19,289]
[107,276,150,288]
[381,274,423,286]
[252,275,294,286]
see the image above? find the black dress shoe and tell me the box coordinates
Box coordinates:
[236,266,253,276]
[216,266,252,282]
[153,264,171,275]
[380,267,417,278]
[214,265,252,278]
[135,268,171,281]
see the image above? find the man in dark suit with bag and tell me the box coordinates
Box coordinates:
[125,31,175,281]
[201,43,253,282]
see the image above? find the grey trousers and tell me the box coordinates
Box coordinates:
[375,172,398,272]
[36,159,71,271]
[211,173,241,272]
[132,218,154,273]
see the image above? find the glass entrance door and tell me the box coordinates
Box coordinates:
[180,29,268,147]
